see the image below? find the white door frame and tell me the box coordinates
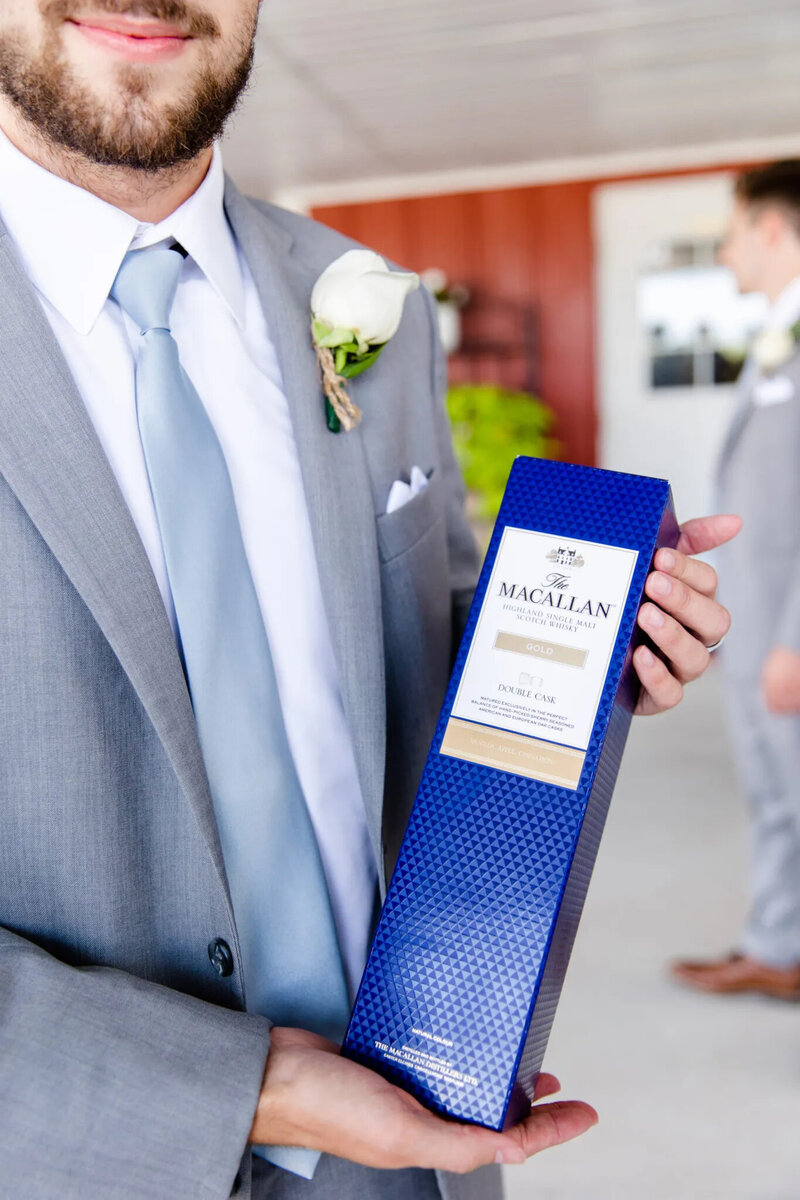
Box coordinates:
[594,172,745,524]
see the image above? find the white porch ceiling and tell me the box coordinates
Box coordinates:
[223,0,800,203]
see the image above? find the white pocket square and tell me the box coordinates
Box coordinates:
[753,374,795,407]
[385,465,429,515]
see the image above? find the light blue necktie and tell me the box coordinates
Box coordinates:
[112,243,350,1178]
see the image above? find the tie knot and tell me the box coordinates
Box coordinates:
[111,243,184,335]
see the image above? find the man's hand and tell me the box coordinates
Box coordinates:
[250,1027,597,1172]
[761,646,800,713]
[633,514,741,716]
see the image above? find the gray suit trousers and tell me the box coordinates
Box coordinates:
[722,665,800,965]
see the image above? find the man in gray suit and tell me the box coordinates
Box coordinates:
[673,162,800,1001]
[0,2,736,1196]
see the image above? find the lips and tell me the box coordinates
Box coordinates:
[71,15,189,39]
[67,14,192,60]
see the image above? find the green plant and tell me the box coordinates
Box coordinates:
[447,383,559,520]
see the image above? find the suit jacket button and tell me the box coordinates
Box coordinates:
[208,938,234,977]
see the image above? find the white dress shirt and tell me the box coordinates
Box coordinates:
[0,129,377,999]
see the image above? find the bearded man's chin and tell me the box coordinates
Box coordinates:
[0,25,254,171]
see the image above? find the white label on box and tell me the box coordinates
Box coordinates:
[443,528,638,785]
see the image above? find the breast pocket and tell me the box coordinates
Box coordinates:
[376,466,453,859]
[375,467,444,564]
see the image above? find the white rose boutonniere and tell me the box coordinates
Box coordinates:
[311,249,419,432]
[752,322,800,373]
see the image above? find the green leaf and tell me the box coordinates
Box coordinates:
[445,383,559,520]
[335,347,348,374]
[340,345,385,379]
[325,397,341,433]
[317,327,356,349]
[312,319,332,344]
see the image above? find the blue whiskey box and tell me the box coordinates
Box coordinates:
[343,458,679,1130]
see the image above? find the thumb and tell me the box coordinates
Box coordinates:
[676,513,742,556]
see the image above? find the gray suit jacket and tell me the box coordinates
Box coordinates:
[0,179,485,1198]
[716,349,800,679]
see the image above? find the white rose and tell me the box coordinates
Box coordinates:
[753,328,796,372]
[311,250,419,345]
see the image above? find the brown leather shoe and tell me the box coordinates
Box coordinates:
[670,952,800,1000]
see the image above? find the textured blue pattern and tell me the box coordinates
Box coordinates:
[344,458,678,1130]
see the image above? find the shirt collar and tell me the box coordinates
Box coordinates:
[767,275,800,332]
[0,129,244,335]
[129,147,245,329]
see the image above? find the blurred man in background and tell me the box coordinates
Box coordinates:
[673,162,800,999]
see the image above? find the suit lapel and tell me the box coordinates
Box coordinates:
[718,358,759,471]
[0,186,389,886]
[0,228,231,898]
[719,346,800,475]
[224,182,388,872]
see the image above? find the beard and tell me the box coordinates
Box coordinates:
[0,0,255,171]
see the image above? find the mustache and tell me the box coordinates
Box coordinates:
[41,0,220,39]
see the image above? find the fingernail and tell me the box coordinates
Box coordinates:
[659,549,676,570]
[651,573,672,596]
[638,646,654,667]
[643,603,665,628]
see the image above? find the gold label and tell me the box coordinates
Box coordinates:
[494,631,588,669]
[448,527,638,757]
[440,717,585,789]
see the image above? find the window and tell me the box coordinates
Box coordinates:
[637,239,766,391]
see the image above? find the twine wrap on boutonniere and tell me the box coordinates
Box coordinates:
[311,250,419,432]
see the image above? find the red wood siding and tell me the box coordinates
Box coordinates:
[315,182,597,466]
[313,161,757,466]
